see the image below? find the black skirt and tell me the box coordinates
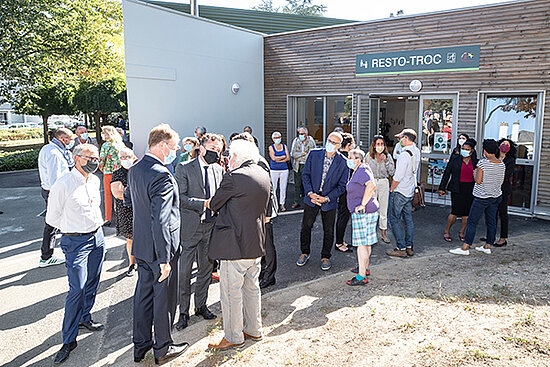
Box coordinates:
[451,182,475,217]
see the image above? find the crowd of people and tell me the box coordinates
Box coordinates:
[36,120,516,364]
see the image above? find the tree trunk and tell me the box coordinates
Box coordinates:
[84,114,89,130]
[42,115,50,145]
[94,112,102,146]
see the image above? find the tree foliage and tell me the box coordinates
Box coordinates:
[253,0,326,16]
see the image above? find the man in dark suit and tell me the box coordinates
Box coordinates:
[124,124,189,365]
[174,133,224,330]
[207,139,271,351]
[296,132,348,271]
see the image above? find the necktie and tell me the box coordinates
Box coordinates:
[204,166,212,221]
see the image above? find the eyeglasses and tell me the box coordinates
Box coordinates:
[327,138,341,146]
[78,155,100,163]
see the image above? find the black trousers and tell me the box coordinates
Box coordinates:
[41,189,57,260]
[496,192,510,238]
[300,204,336,259]
[335,191,350,245]
[133,251,180,359]
[260,221,276,283]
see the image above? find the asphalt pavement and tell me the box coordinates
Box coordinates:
[0,168,548,366]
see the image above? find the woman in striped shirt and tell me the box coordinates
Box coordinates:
[450,139,505,256]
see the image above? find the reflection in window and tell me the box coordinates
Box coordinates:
[421,99,453,154]
[326,96,352,134]
[483,95,537,160]
[296,97,324,146]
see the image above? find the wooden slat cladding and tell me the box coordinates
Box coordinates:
[263,0,550,208]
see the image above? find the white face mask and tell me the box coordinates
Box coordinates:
[120,159,134,170]
[375,146,385,154]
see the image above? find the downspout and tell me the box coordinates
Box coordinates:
[190,0,199,16]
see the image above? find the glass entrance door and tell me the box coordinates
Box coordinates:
[356,95,379,149]
[479,94,542,212]
[418,94,458,204]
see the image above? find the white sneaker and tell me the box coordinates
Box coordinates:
[475,246,491,254]
[39,255,66,268]
[449,248,470,255]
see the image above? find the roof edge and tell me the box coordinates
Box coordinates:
[124,0,266,36]
[265,0,543,37]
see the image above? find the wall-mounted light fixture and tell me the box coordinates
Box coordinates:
[231,83,240,95]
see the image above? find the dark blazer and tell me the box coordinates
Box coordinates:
[124,154,180,264]
[174,157,224,240]
[302,148,348,211]
[438,153,479,193]
[208,161,271,261]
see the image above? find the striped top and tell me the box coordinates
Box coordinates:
[473,158,505,199]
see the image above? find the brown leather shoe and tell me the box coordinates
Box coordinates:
[386,249,407,257]
[208,338,244,351]
[243,332,263,341]
[406,248,414,256]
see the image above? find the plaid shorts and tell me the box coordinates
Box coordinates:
[351,211,379,247]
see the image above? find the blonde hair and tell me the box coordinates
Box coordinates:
[102,125,123,146]
[148,123,180,148]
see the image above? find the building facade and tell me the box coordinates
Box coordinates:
[263,0,550,217]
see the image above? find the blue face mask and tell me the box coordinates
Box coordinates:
[460,149,471,158]
[65,139,75,150]
[298,134,306,142]
[80,133,89,140]
[274,138,281,144]
[326,142,336,153]
[346,159,356,169]
[164,147,177,165]
[183,144,194,152]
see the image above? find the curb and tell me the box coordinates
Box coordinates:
[0,168,38,175]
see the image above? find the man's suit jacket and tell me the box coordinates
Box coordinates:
[208,161,271,261]
[302,148,348,211]
[124,154,180,264]
[174,157,224,240]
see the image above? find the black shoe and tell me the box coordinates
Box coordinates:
[54,341,77,364]
[78,320,104,331]
[134,346,152,363]
[480,237,487,242]
[175,314,189,331]
[260,278,276,289]
[155,343,190,365]
[126,263,137,277]
[493,240,507,247]
[195,305,217,320]
[103,220,112,227]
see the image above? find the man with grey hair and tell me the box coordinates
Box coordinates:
[290,127,316,208]
[38,127,75,268]
[46,143,106,364]
[207,139,271,350]
[72,125,98,150]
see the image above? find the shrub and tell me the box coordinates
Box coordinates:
[0,149,40,172]
[0,128,44,142]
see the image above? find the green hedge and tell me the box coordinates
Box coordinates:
[0,128,44,142]
[0,149,40,172]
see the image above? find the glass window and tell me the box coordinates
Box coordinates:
[326,96,352,135]
[483,95,537,160]
[296,97,324,146]
[421,98,454,155]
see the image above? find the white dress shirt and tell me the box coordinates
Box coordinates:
[46,169,104,233]
[198,157,217,220]
[393,145,421,198]
[38,142,71,190]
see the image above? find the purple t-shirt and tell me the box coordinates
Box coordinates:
[346,164,379,213]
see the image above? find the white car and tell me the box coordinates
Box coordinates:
[8,123,32,129]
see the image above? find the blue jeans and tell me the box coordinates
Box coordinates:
[388,192,414,250]
[464,196,501,246]
[59,229,105,344]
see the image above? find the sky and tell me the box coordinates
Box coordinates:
[171,0,508,20]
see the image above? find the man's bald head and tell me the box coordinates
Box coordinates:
[327,131,343,144]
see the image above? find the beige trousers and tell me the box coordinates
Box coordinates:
[375,178,390,230]
[219,258,262,344]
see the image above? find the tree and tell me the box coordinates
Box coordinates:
[484,96,537,124]
[73,75,127,146]
[16,81,76,144]
[0,0,124,104]
[252,0,326,16]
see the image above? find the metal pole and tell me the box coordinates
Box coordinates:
[190,0,199,16]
